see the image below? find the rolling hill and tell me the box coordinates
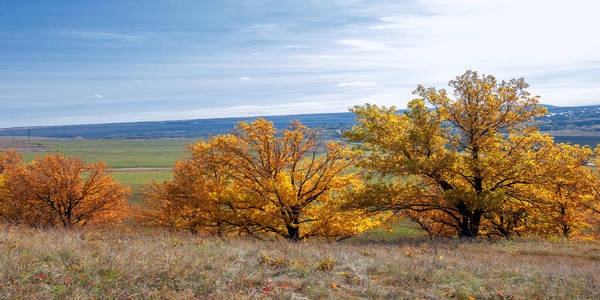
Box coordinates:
[2,105,600,146]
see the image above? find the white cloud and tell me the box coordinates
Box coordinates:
[366,0,600,69]
[9,99,361,127]
[91,94,103,99]
[337,81,377,87]
[337,39,394,52]
[324,0,600,107]
[5,0,600,128]
[53,30,144,41]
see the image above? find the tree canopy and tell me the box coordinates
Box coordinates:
[146,118,379,240]
[0,152,129,227]
[345,70,599,238]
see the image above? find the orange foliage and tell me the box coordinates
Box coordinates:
[0,150,22,173]
[146,118,380,240]
[0,152,130,227]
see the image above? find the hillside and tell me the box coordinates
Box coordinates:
[2,105,600,145]
[0,113,356,140]
[1,227,598,299]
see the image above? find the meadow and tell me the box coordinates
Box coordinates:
[21,138,188,185]
[7,137,600,299]
[0,226,599,299]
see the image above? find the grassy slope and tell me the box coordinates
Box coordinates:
[6,139,600,298]
[0,227,598,299]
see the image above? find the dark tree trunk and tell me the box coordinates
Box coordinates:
[457,201,482,237]
[284,208,301,241]
[285,224,301,241]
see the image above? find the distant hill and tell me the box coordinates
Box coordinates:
[2,105,600,146]
[0,112,357,140]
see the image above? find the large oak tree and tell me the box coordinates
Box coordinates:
[344,70,594,237]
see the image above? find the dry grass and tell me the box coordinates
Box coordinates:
[0,227,599,299]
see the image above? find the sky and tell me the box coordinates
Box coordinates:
[1,0,600,128]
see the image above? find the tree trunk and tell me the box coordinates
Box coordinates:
[457,204,482,238]
[285,224,301,241]
[285,209,301,241]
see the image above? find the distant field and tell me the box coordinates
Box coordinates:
[111,171,172,186]
[21,139,195,169]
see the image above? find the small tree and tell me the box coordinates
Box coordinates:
[0,153,129,227]
[147,118,379,240]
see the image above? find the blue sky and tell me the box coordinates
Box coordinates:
[1,0,599,127]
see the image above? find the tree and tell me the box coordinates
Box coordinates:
[524,142,595,238]
[0,153,129,227]
[345,70,557,237]
[0,150,44,225]
[0,150,22,173]
[147,118,379,240]
[579,146,600,236]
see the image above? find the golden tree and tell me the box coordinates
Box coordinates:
[0,150,22,173]
[147,118,379,240]
[345,70,564,237]
[0,150,43,225]
[524,142,595,238]
[0,153,129,227]
[579,146,600,236]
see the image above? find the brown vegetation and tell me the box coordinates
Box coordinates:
[0,226,598,299]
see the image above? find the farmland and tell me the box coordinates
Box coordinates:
[12,138,189,185]
[20,139,193,169]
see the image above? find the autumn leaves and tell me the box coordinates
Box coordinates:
[0,152,129,227]
[345,70,600,238]
[1,70,599,240]
[143,119,381,240]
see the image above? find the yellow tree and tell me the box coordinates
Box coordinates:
[580,146,600,236]
[345,70,553,237]
[525,142,595,238]
[1,153,130,227]
[147,118,379,240]
[143,158,235,235]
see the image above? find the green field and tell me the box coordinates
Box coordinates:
[23,139,195,168]
[111,171,173,185]
[19,139,193,186]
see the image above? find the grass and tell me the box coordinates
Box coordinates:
[358,220,425,240]
[110,171,173,207]
[7,139,600,298]
[23,139,195,168]
[0,226,598,299]
[111,171,172,186]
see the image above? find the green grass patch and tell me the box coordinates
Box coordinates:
[356,219,425,240]
[111,171,172,186]
[23,139,195,168]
